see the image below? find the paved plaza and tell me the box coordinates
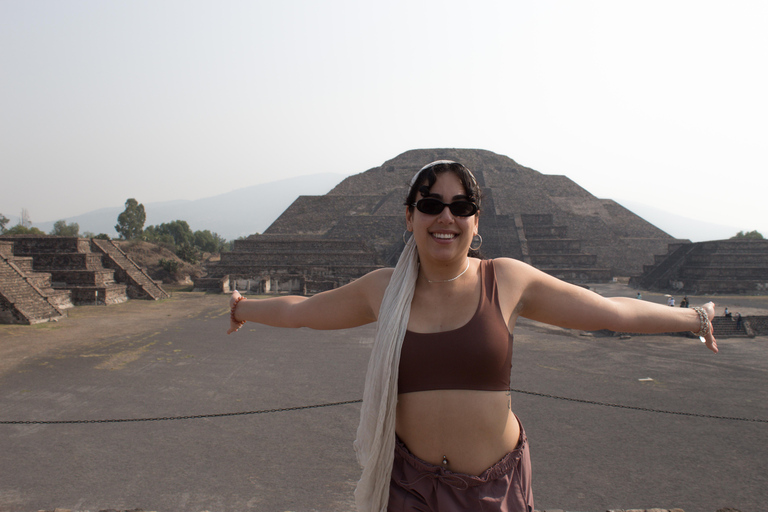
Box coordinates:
[0,288,766,512]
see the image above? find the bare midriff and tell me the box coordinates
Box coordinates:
[395,389,520,476]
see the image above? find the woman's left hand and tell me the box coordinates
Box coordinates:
[700,301,718,354]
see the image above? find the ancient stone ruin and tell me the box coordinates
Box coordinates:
[199,148,683,294]
[0,236,169,324]
[631,239,768,295]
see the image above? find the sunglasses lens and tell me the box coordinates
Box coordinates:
[416,198,444,215]
[415,199,477,217]
[449,201,477,217]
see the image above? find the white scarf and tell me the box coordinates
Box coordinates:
[353,236,419,511]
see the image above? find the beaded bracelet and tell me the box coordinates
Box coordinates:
[231,295,247,330]
[691,306,710,337]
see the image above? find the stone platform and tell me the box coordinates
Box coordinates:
[631,239,768,295]
[0,236,169,324]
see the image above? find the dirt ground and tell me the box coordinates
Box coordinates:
[3,283,767,378]
[0,289,228,376]
[2,285,766,511]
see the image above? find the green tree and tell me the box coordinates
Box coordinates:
[115,198,146,240]
[731,230,764,240]
[162,220,194,247]
[142,220,200,262]
[142,225,174,247]
[4,225,45,235]
[50,219,80,237]
[144,220,193,247]
[193,229,227,253]
[0,213,9,233]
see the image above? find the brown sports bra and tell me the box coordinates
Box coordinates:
[398,259,514,394]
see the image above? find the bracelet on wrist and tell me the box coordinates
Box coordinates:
[691,306,710,337]
[231,295,247,329]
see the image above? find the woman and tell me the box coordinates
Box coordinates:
[227,160,717,512]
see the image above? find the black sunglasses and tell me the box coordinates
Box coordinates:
[412,198,478,217]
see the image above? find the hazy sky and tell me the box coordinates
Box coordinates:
[2,1,766,239]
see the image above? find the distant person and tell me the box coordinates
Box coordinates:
[226,160,718,512]
[736,313,743,330]
[668,296,675,307]
[725,307,732,318]
[680,296,689,308]
[636,292,643,300]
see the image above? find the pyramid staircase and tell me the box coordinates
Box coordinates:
[711,316,749,338]
[0,240,69,324]
[91,239,169,300]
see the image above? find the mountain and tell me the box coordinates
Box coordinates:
[24,170,741,244]
[32,173,346,241]
[613,199,740,243]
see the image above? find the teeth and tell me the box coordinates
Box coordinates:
[432,233,456,239]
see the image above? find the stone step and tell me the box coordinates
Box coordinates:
[539,267,613,283]
[208,264,383,279]
[530,253,598,267]
[49,269,118,287]
[712,316,748,336]
[0,256,65,324]
[680,266,768,279]
[523,225,569,238]
[29,252,106,271]
[63,284,129,305]
[686,279,768,294]
[9,256,36,273]
[5,236,93,255]
[527,239,584,253]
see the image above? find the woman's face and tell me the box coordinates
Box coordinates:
[405,171,479,263]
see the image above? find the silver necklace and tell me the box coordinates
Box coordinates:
[425,260,470,283]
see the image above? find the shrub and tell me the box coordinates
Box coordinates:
[159,258,181,274]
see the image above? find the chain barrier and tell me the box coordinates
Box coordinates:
[1,390,765,425]
[507,388,768,423]
[0,399,363,425]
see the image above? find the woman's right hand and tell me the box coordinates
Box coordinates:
[227,290,245,335]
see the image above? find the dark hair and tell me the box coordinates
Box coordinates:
[404,161,483,213]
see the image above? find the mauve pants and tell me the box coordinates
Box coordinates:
[388,420,534,512]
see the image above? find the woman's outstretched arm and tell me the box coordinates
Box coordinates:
[495,258,718,353]
[226,267,393,334]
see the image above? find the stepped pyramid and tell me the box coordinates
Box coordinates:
[0,236,169,324]
[201,148,682,294]
[631,239,768,294]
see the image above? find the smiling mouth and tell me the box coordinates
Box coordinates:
[431,232,457,240]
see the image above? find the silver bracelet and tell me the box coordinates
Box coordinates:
[692,306,710,337]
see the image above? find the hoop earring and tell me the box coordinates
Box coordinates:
[403,230,412,244]
[470,234,483,251]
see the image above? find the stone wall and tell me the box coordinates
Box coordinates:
[200,234,383,293]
